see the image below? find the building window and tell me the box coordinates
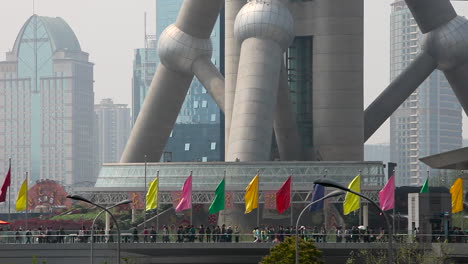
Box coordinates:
[210,142,216,150]
[170,131,173,137]
[202,88,207,94]
[202,100,207,108]
[184,143,190,151]
[210,114,216,122]
[193,101,199,108]
[202,157,208,162]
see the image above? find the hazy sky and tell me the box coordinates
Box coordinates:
[1,0,468,144]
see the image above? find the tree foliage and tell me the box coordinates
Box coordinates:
[259,236,324,264]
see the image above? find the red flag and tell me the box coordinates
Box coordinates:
[276,176,292,214]
[0,165,10,203]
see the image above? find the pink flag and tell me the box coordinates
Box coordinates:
[379,175,395,211]
[175,174,192,212]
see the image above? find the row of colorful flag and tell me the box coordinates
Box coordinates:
[0,164,464,216]
[142,172,468,216]
[0,164,28,212]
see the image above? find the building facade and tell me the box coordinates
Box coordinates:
[390,0,462,186]
[131,0,224,162]
[95,98,131,164]
[0,15,96,203]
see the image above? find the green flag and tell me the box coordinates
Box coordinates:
[209,177,225,214]
[420,178,428,193]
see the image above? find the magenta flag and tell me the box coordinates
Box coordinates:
[175,174,192,212]
[378,175,395,211]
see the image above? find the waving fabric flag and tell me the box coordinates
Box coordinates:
[276,176,291,214]
[343,174,361,215]
[0,164,11,203]
[16,179,27,212]
[378,175,395,211]
[420,178,429,193]
[175,174,192,212]
[309,184,325,212]
[209,177,225,214]
[145,177,158,211]
[450,178,463,214]
[244,174,259,214]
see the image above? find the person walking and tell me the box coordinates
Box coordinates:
[234,226,240,243]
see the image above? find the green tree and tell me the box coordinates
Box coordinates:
[259,236,323,264]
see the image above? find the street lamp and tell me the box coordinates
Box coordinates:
[314,178,393,264]
[90,199,132,264]
[67,195,127,264]
[295,190,345,264]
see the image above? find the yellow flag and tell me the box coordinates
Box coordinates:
[245,174,259,214]
[145,177,158,211]
[343,174,361,215]
[450,178,463,214]
[16,179,27,212]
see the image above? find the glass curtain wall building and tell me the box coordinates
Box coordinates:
[0,15,96,204]
[132,0,224,162]
[389,1,462,186]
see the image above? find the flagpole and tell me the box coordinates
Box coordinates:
[25,171,28,230]
[392,170,396,236]
[358,170,362,226]
[223,170,226,224]
[144,155,147,229]
[257,170,260,228]
[323,169,328,230]
[156,170,160,233]
[190,171,193,226]
[290,169,293,227]
[8,158,11,223]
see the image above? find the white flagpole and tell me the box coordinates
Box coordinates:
[392,170,396,236]
[25,171,28,230]
[257,170,260,228]
[8,158,11,223]
[156,170,160,233]
[144,155,147,229]
[190,171,193,226]
[290,170,293,227]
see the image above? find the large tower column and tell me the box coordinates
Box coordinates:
[226,0,294,161]
[224,0,245,156]
[312,0,364,161]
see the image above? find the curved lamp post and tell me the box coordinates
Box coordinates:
[314,178,393,264]
[90,199,132,264]
[295,190,345,264]
[67,195,127,264]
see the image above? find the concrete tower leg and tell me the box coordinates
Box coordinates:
[120,0,223,162]
[192,58,225,112]
[364,53,437,141]
[444,63,468,115]
[226,0,294,161]
[312,0,364,161]
[274,63,304,161]
[225,0,245,156]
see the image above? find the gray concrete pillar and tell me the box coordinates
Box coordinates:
[363,204,368,228]
[192,58,225,112]
[225,0,245,156]
[312,0,364,161]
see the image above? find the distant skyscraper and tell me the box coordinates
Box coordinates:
[0,15,96,200]
[131,38,157,125]
[131,0,224,162]
[390,1,462,186]
[95,99,131,164]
